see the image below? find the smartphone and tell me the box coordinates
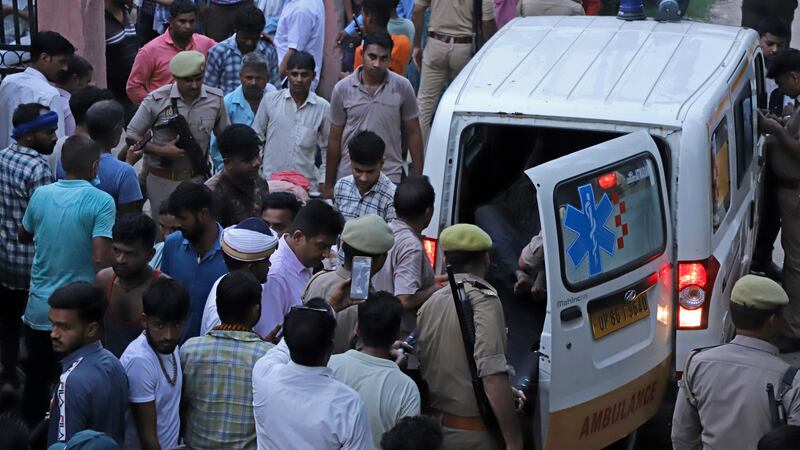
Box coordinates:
[133,130,154,152]
[350,256,372,300]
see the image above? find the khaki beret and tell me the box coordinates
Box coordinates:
[731,275,788,310]
[341,214,394,255]
[170,50,205,78]
[439,224,492,252]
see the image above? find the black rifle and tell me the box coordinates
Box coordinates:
[446,265,503,445]
[472,0,484,54]
[152,96,211,179]
[768,366,800,428]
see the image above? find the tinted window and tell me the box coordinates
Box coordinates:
[734,84,754,189]
[711,118,731,232]
[555,154,666,289]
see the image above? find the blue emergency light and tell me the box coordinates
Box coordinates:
[617,0,645,21]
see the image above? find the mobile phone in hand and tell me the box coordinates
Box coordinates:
[350,256,372,300]
[133,130,154,152]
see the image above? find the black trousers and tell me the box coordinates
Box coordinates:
[0,285,27,384]
[21,326,57,428]
[742,0,798,42]
[754,158,782,267]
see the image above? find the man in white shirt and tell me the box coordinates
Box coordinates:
[0,31,74,149]
[329,292,421,448]
[121,278,190,450]
[252,51,330,190]
[200,217,278,335]
[274,0,325,89]
[252,298,373,450]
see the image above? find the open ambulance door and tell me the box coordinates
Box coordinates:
[525,131,674,449]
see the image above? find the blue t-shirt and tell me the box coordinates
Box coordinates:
[160,224,227,343]
[22,180,115,330]
[58,153,143,206]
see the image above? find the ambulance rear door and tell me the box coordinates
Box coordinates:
[525,130,674,449]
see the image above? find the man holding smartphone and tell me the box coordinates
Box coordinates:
[301,214,394,354]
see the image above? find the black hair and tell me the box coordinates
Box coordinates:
[235,4,266,34]
[113,213,157,249]
[167,181,214,215]
[758,425,800,450]
[758,16,790,39]
[86,100,125,142]
[142,278,190,322]
[219,124,261,160]
[261,192,302,219]
[47,281,106,325]
[380,416,444,450]
[216,271,262,325]
[444,250,488,273]
[69,86,115,126]
[290,200,345,239]
[358,291,402,348]
[394,176,435,219]
[284,297,337,366]
[30,30,75,62]
[362,0,393,28]
[12,103,48,128]
[158,199,172,216]
[362,30,394,53]
[729,302,776,331]
[767,48,800,79]
[348,130,385,166]
[56,54,93,85]
[0,414,29,450]
[169,0,197,17]
[61,135,100,175]
[287,50,316,72]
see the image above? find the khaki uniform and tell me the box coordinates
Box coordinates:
[416,273,508,449]
[416,0,494,144]
[517,0,585,16]
[769,106,800,337]
[127,83,230,222]
[301,267,372,354]
[672,335,800,449]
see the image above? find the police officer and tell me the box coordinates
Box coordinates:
[416,224,523,450]
[302,214,395,354]
[672,275,800,449]
[759,49,800,347]
[126,50,230,226]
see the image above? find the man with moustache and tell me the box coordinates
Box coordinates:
[45,282,128,447]
[160,181,228,342]
[121,278,190,450]
[0,103,57,396]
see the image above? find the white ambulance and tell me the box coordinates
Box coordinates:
[421,16,765,448]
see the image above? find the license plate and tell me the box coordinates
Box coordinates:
[590,295,650,339]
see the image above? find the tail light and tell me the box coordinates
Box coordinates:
[422,237,437,270]
[677,257,720,330]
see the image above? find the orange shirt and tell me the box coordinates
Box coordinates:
[354,34,412,76]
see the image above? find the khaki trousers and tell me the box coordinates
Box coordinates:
[779,186,800,337]
[417,38,473,147]
[518,0,585,16]
[442,425,500,450]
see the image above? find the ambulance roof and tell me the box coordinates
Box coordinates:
[446,16,756,127]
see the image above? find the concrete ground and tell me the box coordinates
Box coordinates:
[708,0,800,48]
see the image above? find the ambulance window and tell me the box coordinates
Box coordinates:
[711,118,731,232]
[755,54,766,110]
[734,84,754,189]
[554,154,666,290]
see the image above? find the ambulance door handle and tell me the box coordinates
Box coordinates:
[560,306,582,322]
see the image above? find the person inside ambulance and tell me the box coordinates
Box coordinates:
[672,275,800,450]
[514,232,546,301]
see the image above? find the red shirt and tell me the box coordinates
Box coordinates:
[125,29,216,104]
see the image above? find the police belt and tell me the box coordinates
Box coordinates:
[149,166,198,181]
[432,409,486,431]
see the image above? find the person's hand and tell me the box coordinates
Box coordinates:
[511,387,527,413]
[389,340,412,369]
[336,30,348,46]
[125,144,145,166]
[262,324,282,344]
[158,137,185,159]
[514,271,531,295]
[434,274,448,288]
[328,278,364,312]
[413,46,423,69]
[759,115,783,135]
[530,271,547,301]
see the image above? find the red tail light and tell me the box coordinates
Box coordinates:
[677,258,720,330]
[423,237,437,270]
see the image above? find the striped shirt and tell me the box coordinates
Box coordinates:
[0,143,54,290]
[333,173,396,222]
[105,8,140,100]
[204,34,281,95]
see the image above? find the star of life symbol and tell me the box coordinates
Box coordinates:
[563,183,616,276]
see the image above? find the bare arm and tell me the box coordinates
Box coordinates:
[92,237,113,273]
[396,282,440,311]
[403,118,424,175]
[482,19,497,42]
[412,4,426,68]
[130,401,163,450]
[279,48,297,80]
[482,373,523,450]
[324,124,344,198]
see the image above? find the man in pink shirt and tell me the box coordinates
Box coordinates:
[126,1,216,105]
